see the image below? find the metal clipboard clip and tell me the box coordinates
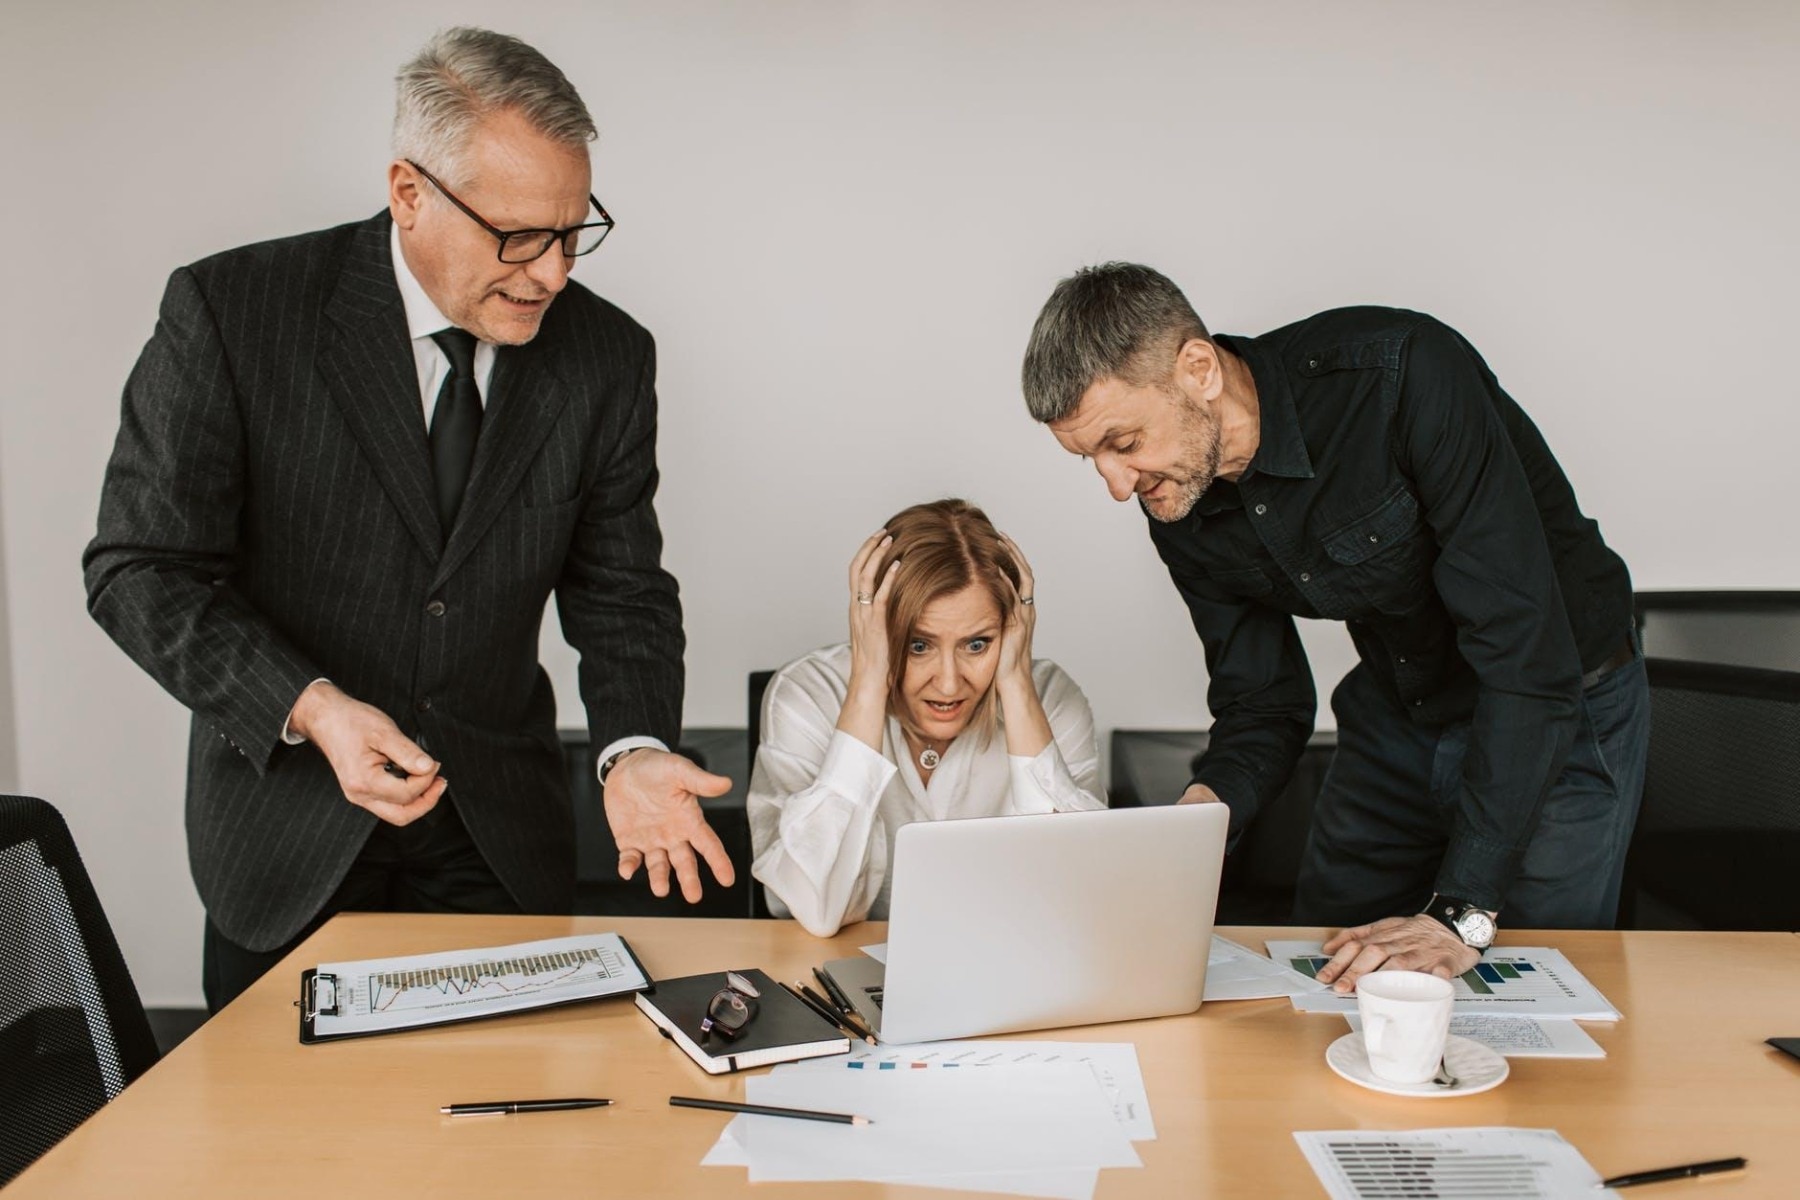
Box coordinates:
[304,972,341,1020]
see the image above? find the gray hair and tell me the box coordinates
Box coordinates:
[1020,262,1211,423]
[393,27,595,187]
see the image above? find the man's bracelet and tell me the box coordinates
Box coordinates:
[598,748,640,788]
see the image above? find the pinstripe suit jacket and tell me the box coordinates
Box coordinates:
[84,213,684,951]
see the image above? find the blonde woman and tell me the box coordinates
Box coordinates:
[748,499,1106,936]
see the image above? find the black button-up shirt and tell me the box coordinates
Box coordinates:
[1149,307,1632,909]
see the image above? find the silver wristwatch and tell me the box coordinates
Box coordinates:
[1424,895,1497,950]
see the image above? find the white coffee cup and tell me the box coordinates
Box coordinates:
[1356,970,1454,1084]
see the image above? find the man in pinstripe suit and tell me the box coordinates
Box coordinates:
[84,29,733,1011]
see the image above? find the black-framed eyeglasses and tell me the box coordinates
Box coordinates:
[406,158,614,263]
[699,971,760,1041]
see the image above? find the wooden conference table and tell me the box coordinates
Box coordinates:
[9,915,1799,1198]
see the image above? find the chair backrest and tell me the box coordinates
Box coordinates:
[1618,661,1800,930]
[747,670,776,919]
[747,670,776,761]
[0,795,160,1186]
[1635,590,1800,672]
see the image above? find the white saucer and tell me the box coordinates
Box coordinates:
[1326,1033,1510,1098]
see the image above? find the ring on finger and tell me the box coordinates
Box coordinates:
[1020,595,1035,605]
[856,592,873,605]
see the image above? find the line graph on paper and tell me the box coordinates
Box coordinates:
[360,943,637,1015]
[311,932,650,1036]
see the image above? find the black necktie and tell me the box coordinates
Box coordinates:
[429,328,483,538]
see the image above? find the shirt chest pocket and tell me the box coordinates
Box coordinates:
[1319,486,1436,616]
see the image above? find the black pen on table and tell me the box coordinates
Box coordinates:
[670,1095,870,1126]
[813,966,856,1014]
[799,981,875,1044]
[1597,1156,1746,1190]
[809,968,876,1042]
[441,1098,612,1116]
[779,981,861,1041]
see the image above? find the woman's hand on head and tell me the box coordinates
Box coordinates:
[995,534,1037,688]
[846,530,898,702]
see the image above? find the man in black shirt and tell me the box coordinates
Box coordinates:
[1020,263,1648,989]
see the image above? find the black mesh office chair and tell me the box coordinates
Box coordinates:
[748,670,777,919]
[1617,660,1800,930]
[1634,590,1800,673]
[1619,592,1800,929]
[0,795,160,1186]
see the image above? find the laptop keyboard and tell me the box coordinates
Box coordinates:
[865,986,884,1010]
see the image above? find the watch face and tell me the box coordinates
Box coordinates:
[1455,909,1496,948]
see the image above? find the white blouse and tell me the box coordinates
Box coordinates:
[747,643,1107,936]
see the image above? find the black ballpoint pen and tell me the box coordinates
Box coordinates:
[799,981,875,1043]
[780,981,859,1038]
[811,969,877,1041]
[1597,1156,1746,1189]
[813,966,855,1014]
[441,1098,612,1116]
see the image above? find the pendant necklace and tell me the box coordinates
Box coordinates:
[918,741,942,771]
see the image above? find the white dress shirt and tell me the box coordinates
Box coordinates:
[284,227,665,773]
[391,221,497,416]
[748,643,1107,937]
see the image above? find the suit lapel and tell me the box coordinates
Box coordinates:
[433,339,569,588]
[318,215,442,562]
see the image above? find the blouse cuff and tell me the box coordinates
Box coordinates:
[818,729,898,807]
[1008,742,1080,812]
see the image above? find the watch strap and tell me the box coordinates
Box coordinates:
[1424,894,1497,948]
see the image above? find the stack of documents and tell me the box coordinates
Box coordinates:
[1266,940,1619,1059]
[1203,935,1330,1001]
[1295,1127,1606,1199]
[1266,942,1621,1020]
[702,1041,1153,1199]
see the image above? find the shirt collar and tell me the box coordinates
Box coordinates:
[1216,331,1315,482]
[390,220,455,342]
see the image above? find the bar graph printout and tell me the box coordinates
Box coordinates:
[1266,941,1621,1020]
[1295,1128,1605,1200]
[310,933,648,1037]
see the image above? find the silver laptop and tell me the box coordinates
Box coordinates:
[822,802,1229,1045]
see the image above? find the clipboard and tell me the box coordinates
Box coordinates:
[298,931,653,1044]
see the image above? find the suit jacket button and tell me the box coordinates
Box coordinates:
[425,600,446,617]
[415,697,433,713]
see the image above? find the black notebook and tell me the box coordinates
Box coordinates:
[635,967,849,1074]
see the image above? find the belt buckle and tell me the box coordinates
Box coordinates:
[1582,634,1635,689]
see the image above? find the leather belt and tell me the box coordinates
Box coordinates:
[1580,633,1637,690]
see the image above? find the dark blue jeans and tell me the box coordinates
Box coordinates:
[1293,639,1650,929]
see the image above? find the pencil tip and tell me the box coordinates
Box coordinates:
[853,1116,872,1126]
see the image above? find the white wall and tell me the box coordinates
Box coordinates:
[2,1,1795,1006]
[0,477,16,793]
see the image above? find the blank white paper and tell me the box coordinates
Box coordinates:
[739,1062,1140,1183]
[1204,935,1330,1001]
